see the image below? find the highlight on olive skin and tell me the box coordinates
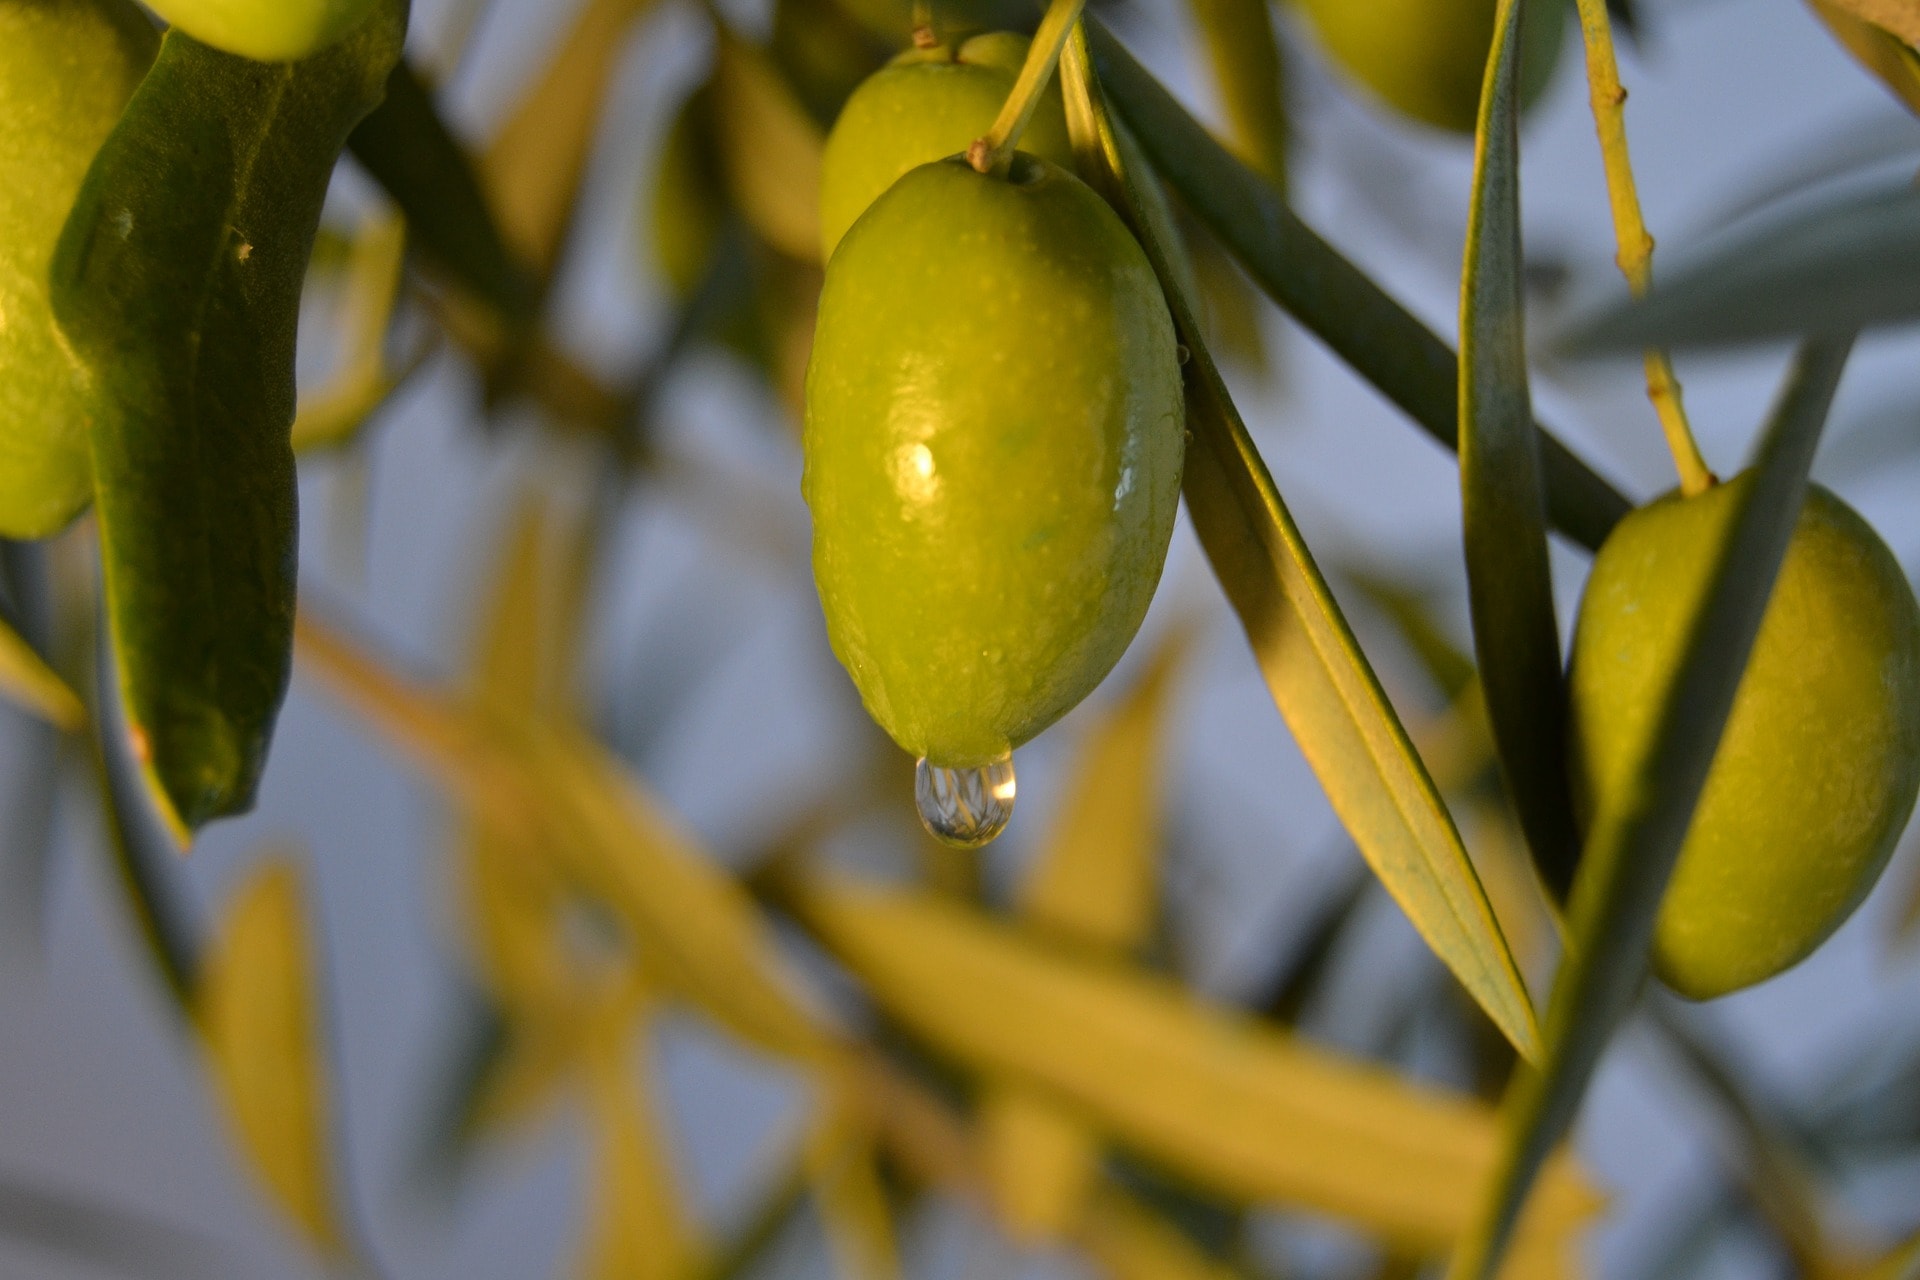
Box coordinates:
[1568,475,1920,1000]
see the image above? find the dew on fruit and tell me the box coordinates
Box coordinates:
[915,752,1016,847]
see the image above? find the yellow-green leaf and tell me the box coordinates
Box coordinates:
[0,614,81,731]
[711,30,824,264]
[806,1101,900,1280]
[194,856,342,1256]
[1814,0,1920,47]
[1077,1185,1246,1280]
[790,878,1598,1265]
[292,210,415,454]
[1809,0,1920,115]
[483,0,662,276]
[1061,30,1542,1062]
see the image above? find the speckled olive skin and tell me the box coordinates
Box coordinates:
[1295,0,1566,133]
[817,31,1074,260]
[143,0,374,61]
[804,155,1184,767]
[1568,476,1920,1000]
[0,0,155,539]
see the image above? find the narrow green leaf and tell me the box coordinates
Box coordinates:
[1085,20,1631,555]
[1062,31,1541,1063]
[1566,182,1920,352]
[1447,336,1856,1280]
[1185,0,1288,186]
[1862,1226,1920,1280]
[347,56,537,328]
[51,5,408,841]
[1460,0,1580,902]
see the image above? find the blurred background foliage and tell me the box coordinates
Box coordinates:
[3,0,1920,1278]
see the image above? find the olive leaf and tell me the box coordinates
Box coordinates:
[1563,183,1920,352]
[1447,336,1856,1280]
[1077,1187,1247,1280]
[1814,0,1920,46]
[1860,1226,1920,1280]
[1085,20,1631,555]
[786,877,1599,1265]
[194,855,344,1257]
[805,1102,900,1280]
[0,614,82,732]
[0,1174,229,1280]
[1809,0,1920,116]
[1186,0,1288,186]
[482,0,662,279]
[347,57,537,329]
[1460,0,1579,901]
[290,210,422,454]
[50,3,409,843]
[1061,30,1543,1063]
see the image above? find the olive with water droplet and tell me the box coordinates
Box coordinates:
[804,153,1184,791]
[916,753,1016,848]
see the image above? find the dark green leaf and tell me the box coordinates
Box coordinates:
[348,56,537,328]
[51,3,409,840]
[1459,0,1579,900]
[1447,336,1856,1280]
[1565,182,1920,352]
[1086,19,1632,555]
[1062,29,1541,1062]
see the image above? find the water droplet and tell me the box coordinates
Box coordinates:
[915,753,1016,848]
[1175,343,1191,365]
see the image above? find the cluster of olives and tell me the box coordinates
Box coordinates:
[803,31,1186,844]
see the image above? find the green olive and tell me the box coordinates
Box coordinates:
[804,154,1184,766]
[817,31,1075,260]
[0,0,155,540]
[1568,475,1920,999]
[142,0,375,62]
[1294,0,1567,134]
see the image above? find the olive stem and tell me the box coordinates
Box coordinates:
[1572,0,1715,497]
[968,0,1086,176]
[910,0,937,48]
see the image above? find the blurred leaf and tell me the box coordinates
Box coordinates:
[1565,183,1920,352]
[771,0,889,124]
[1086,19,1631,555]
[1816,0,1920,47]
[650,84,730,300]
[981,1087,1102,1242]
[0,1174,230,1280]
[195,856,343,1256]
[1187,219,1271,378]
[1019,626,1190,948]
[51,6,407,842]
[1062,31,1543,1063]
[483,0,660,278]
[579,1012,705,1280]
[711,30,825,265]
[349,57,538,331]
[1857,1227,1920,1280]
[1460,0,1579,902]
[1447,337,1855,1280]
[807,1100,900,1280]
[292,210,423,454]
[293,612,832,1063]
[789,878,1599,1266]
[1186,0,1287,186]
[1809,0,1920,116]
[0,614,81,731]
[1078,1184,1246,1280]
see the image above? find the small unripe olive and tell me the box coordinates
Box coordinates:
[1294,0,1567,134]
[804,155,1184,766]
[142,0,375,62]
[817,31,1074,260]
[1568,475,1920,999]
[0,0,156,539]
